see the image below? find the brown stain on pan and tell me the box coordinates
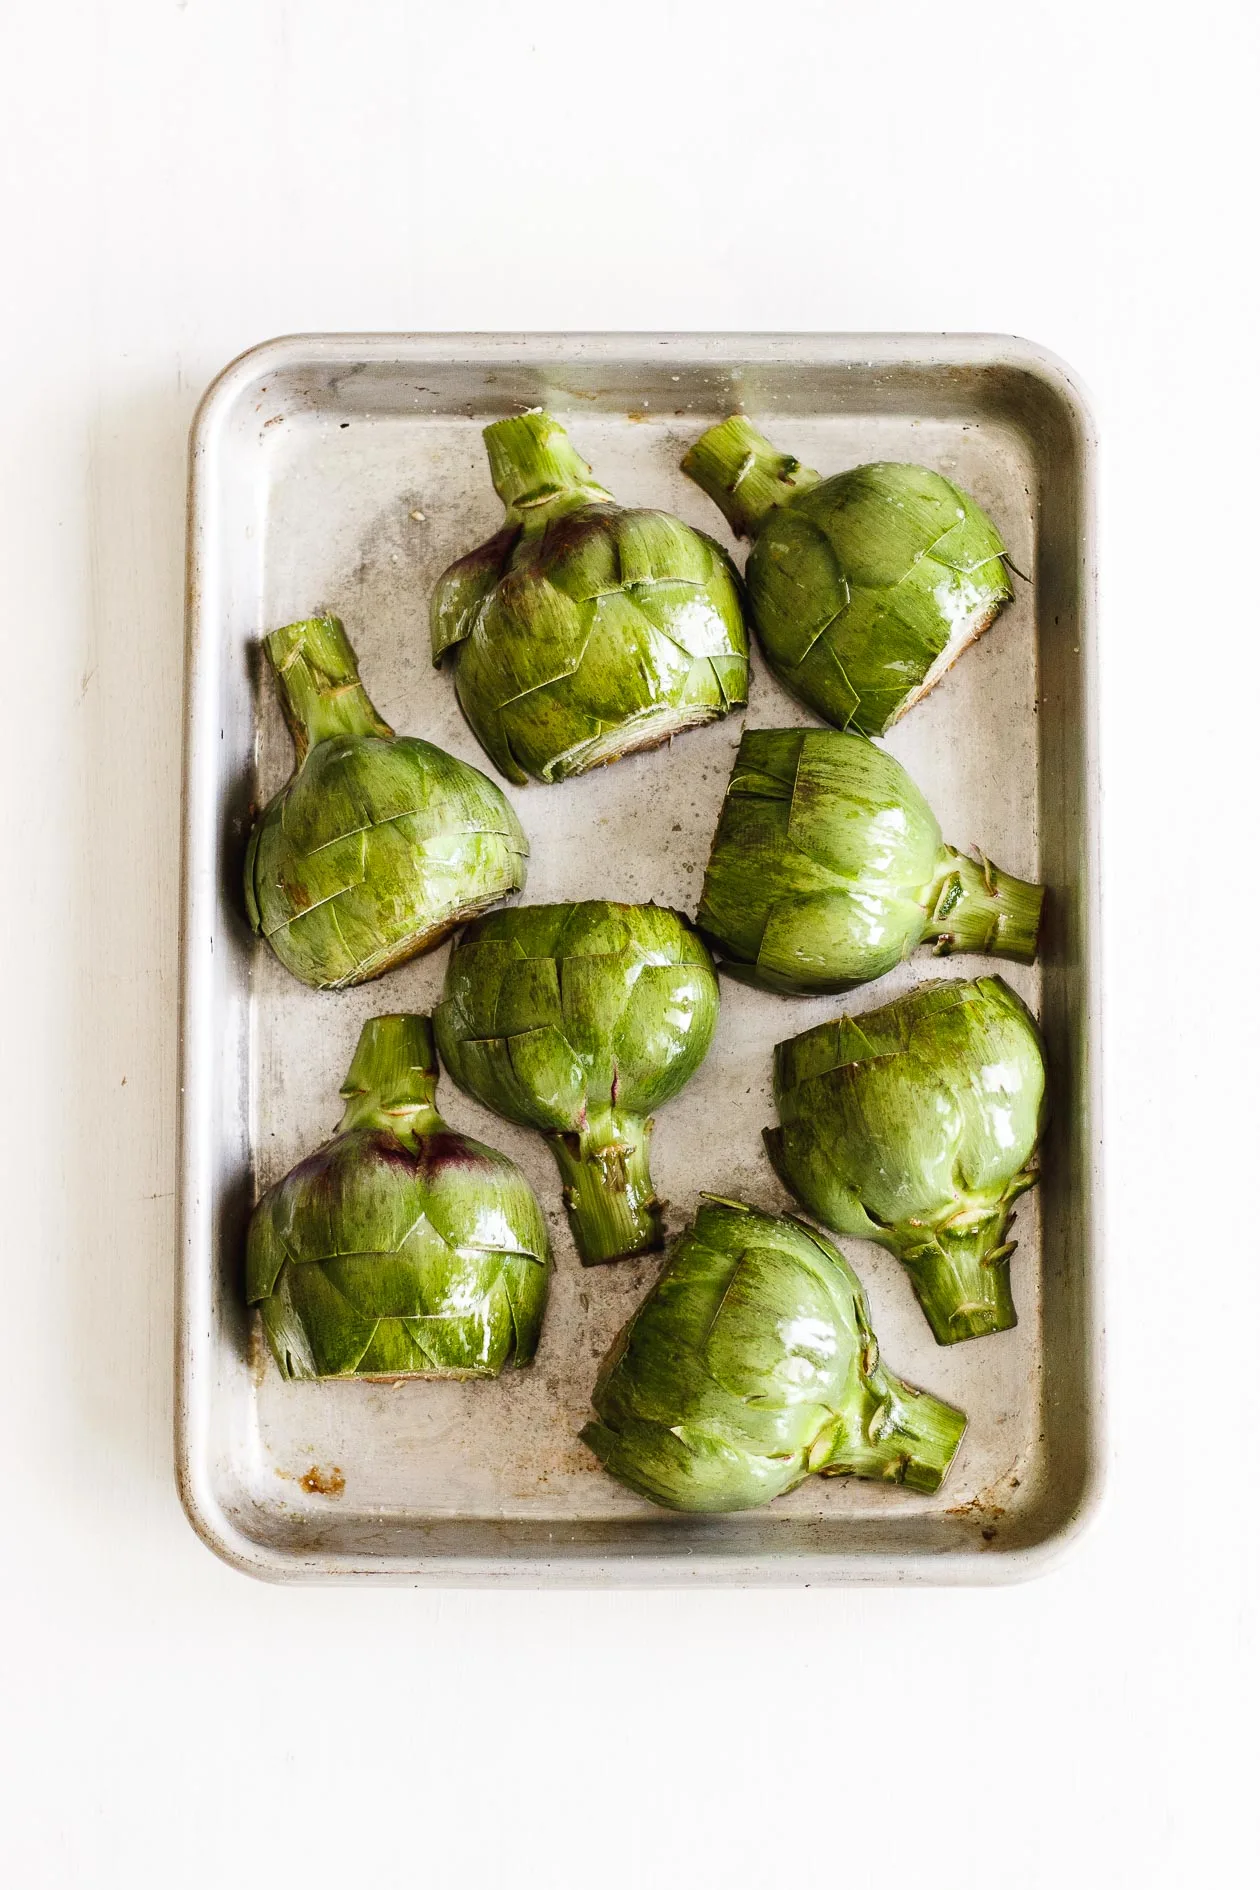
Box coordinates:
[297,1465,346,1497]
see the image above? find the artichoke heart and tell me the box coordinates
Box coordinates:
[246,1014,551,1380]
[766,977,1047,1344]
[697,727,1043,996]
[430,412,749,784]
[682,415,1012,735]
[434,901,719,1265]
[581,1197,966,1512]
[245,613,528,990]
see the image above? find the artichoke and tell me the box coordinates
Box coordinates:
[697,727,1043,995]
[766,978,1046,1344]
[682,416,1012,735]
[246,1013,551,1379]
[430,411,749,783]
[434,901,719,1265]
[245,613,527,989]
[582,1197,966,1512]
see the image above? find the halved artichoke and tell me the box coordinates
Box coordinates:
[430,412,749,783]
[582,1197,966,1512]
[682,416,1012,735]
[245,613,527,989]
[246,1014,551,1379]
[766,978,1047,1344]
[697,727,1043,995]
[434,901,719,1265]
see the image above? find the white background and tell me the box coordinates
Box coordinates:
[1,2,1255,1883]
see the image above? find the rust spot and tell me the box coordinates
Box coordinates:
[947,1493,1007,1524]
[299,1464,345,1497]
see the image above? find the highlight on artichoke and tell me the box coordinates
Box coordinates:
[434,901,719,1266]
[766,978,1047,1345]
[430,411,749,784]
[581,1197,966,1512]
[246,1013,551,1380]
[682,416,1011,736]
[244,613,528,989]
[696,727,1043,995]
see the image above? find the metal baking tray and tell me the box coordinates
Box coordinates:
[178,333,1101,1584]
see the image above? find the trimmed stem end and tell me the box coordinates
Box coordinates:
[898,1220,1020,1346]
[337,1014,442,1138]
[681,415,819,537]
[927,849,1044,964]
[813,1372,968,1493]
[548,1113,663,1265]
[265,614,392,761]
[482,412,612,525]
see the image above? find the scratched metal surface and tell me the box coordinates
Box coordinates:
[178,335,1101,1582]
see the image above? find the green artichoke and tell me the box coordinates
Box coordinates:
[246,1013,551,1380]
[430,412,749,783]
[682,416,1012,736]
[766,978,1046,1344]
[697,728,1043,995]
[244,614,527,989]
[434,901,719,1265]
[582,1197,966,1512]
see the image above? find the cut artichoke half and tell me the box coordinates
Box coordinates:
[766,977,1048,1344]
[682,415,1012,736]
[697,727,1043,996]
[245,613,528,990]
[434,900,720,1264]
[246,1014,552,1381]
[430,413,750,784]
[581,1197,967,1511]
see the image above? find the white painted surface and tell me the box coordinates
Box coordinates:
[0,2,1253,1883]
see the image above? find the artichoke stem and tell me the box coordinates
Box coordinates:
[897,1220,1019,1345]
[335,1014,443,1142]
[812,1369,967,1493]
[926,848,1044,964]
[547,1112,663,1266]
[680,415,819,538]
[482,412,612,527]
[264,614,393,762]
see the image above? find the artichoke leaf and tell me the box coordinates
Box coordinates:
[283,1262,379,1376]
[615,508,714,586]
[564,589,692,721]
[558,951,639,1080]
[430,526,518,661]
[699,1244,854,1407]
[416,1144,550,1263]
[497,684,606,785]
[494,953,565,1035]
[749,509,851,665]
[505,1025,588,1129]
[611,963,720,1107]
[535,508,623,600]
[475,568,594,707]
[318,1249,440,1320]
[354,1318,439,1377]
[756,889,921,992]
[260,1273,319,1381]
